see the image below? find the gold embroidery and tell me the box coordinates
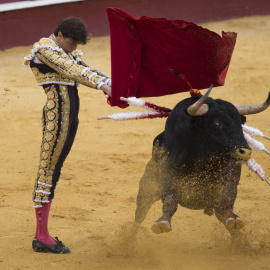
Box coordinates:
[47,100,56,110]
[24,37,60,66]
[42,152,49,159]
[47,90,55,99]
[44,132,54,141]
[33,84,70,207]
[35,50,101,88]
[46,122,55,131]
[50,85,70,170]
[39,168,45,175]
[43,142,50,151]
[31,67,75,86]
[47,111,56,121]
[40,160,47,168]
[24,34,110,89]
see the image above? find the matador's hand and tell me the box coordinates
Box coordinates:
[100,84,111,97]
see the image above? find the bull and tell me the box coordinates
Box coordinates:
[135,85,270,236]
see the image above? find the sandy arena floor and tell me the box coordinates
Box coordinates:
[1,15,270,270]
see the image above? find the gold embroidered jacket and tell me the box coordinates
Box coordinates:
[24,34,111,89]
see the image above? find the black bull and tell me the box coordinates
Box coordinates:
[135,86,270,236]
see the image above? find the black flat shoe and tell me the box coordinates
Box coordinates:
[32,237,70,254]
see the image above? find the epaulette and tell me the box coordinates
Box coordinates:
[23,37,64,66]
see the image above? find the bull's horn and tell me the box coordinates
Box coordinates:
[187,85,213,116]
[234,91,270,115]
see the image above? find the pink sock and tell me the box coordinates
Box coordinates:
[35,199,56,245]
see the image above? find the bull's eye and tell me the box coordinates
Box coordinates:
[213,121,223,129]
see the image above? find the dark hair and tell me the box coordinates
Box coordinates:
[53,17,90,44]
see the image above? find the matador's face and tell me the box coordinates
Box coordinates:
[56,32,80,53]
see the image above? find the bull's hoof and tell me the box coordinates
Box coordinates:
[151,220,172,234]
[225,217,245,231]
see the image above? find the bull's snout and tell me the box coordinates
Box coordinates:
[234,147,252,162]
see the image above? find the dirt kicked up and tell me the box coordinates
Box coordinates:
[1,15,270,270]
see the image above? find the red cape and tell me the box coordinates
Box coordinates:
[106,8,237,108]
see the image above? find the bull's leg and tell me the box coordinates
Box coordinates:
[135,159,161,224]
[214,163,245,234]
[151,195,178,234]
[214,194,244,232]
[214,187,252,249]
[214,187,245,232]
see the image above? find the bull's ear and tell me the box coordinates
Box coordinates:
[240,115,247,124]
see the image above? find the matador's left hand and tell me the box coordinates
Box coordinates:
[100,85,111,97]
